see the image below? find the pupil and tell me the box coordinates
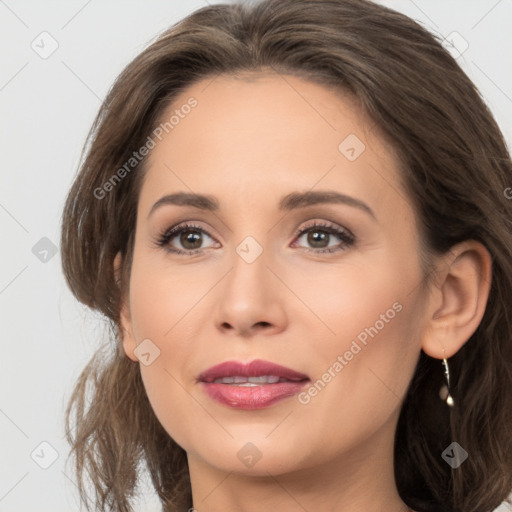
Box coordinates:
[181,230,202,249]
[308,230,328,248]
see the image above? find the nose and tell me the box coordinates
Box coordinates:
[214,246,287,338]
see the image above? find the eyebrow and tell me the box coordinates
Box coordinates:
[148,190,376,220]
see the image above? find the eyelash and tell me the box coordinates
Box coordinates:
[155,221,356,256]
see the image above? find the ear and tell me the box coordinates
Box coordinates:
[421,240,492,359]
[114,252,138,363]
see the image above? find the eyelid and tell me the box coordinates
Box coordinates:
[292,219,354,241]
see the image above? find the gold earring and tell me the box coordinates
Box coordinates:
[439,357,454,407]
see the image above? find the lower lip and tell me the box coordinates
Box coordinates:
[200,381,309,410]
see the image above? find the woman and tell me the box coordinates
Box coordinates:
[60,0,512,511]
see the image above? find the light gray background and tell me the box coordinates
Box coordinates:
[1,1,511,511]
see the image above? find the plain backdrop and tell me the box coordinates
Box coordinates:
[1,1,512,511]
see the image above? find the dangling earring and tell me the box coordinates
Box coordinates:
[439,357,454,407]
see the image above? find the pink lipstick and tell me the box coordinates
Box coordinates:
[197,359,310,410]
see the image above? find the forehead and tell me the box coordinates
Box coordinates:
[138,72,407,219]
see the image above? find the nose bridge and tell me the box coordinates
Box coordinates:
[225,234,269,301]
[223,202,271,279]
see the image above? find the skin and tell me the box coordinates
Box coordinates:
[116,72,492,512]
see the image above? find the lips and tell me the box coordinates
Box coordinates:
[197,359,310,383]
[197,359,310,410]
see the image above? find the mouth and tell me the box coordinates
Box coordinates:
[197,359,310,410]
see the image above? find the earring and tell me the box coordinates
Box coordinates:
[439,357,454,407]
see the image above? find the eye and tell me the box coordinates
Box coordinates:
[155,223,219,255]
[155,220,355,256]
[291,221,355,254]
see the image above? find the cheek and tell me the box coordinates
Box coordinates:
[286,254,422,435]
[126,257,216,448]
[289,254,415,354]
[127,254,215,341]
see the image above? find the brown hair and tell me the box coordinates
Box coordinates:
[60,0,512,511]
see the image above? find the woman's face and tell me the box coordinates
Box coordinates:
[119,73,430,478]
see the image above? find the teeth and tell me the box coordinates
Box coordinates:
[213,375,284,385]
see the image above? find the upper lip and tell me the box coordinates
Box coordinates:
[198,359,310,383]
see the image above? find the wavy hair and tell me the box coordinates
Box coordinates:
[60,0,512,511]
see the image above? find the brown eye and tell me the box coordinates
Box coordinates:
[179,229,203,250]
[305,229,330,248]
[157,223,218,255]
[293,222,355,254]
